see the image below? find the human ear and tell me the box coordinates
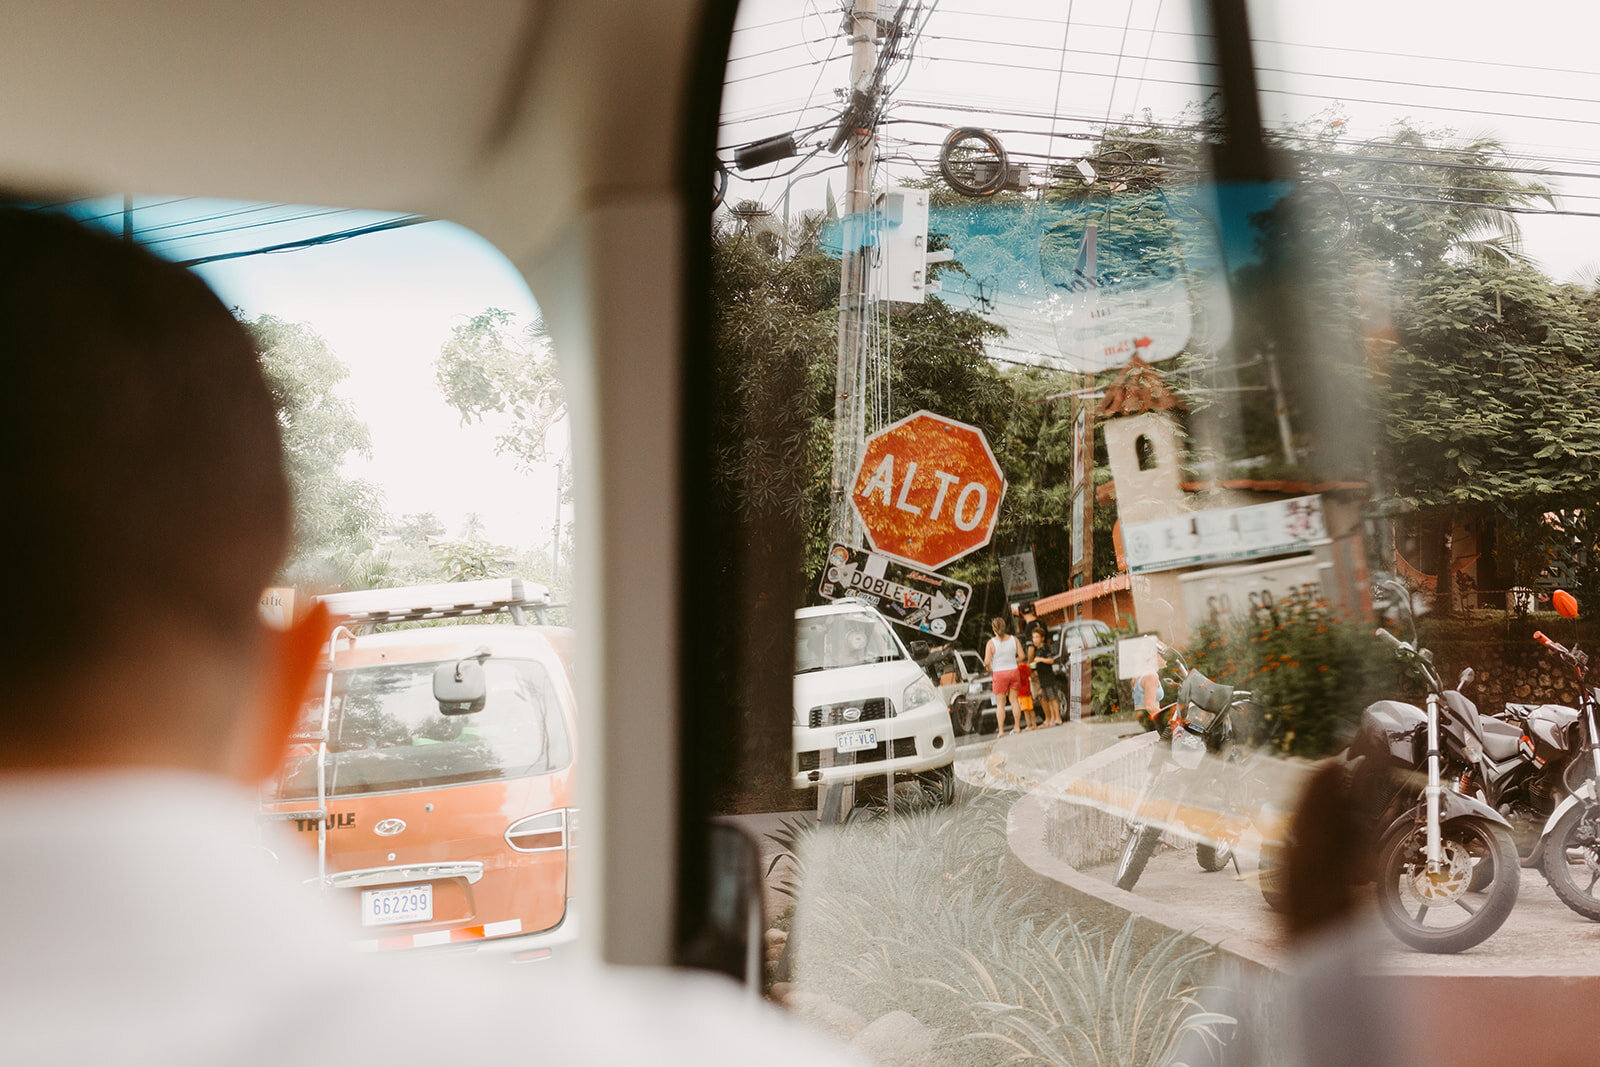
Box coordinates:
[232,603,329,785]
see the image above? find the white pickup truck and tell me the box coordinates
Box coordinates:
[792,599,956,802]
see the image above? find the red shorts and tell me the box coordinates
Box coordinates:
[992,668,1022,696]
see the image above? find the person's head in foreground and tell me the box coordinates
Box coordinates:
[0,202,867,1067]
[0,202,326,781]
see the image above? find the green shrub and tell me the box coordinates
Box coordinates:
[772,784,1230,1064]
[1186,597,1399,759]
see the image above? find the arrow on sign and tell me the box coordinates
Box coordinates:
[929,592,956,619]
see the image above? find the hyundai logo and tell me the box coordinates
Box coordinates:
[374,818,407,837]
[842,706,862,722]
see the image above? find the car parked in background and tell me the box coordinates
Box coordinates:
[930,648,996,736]
[793,599,956,802]
[1059,620,1116,661]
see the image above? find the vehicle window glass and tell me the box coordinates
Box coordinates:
[271,658,569,799]
[795,611,905,672]
[715,0,1600,1057]
[39,195,583,955]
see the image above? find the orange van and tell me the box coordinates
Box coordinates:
[260,578,578,956]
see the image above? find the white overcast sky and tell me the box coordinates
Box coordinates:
[722,0,1600,282]
[196,222,556,552]
[116,1,1600,553]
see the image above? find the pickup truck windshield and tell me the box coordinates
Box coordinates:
[268,657,571,799]
[795,612,905,673]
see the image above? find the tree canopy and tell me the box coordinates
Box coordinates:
[247,314,386,590]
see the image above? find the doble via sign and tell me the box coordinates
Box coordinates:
[850,410,1006,571]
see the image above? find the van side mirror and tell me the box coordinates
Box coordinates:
[1555,590,1579,620]
[434,650,490,715]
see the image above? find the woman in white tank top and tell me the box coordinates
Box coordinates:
[984,616,1026,737]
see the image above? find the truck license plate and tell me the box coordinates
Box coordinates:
[835,728,877,753]
[360,884,433,926]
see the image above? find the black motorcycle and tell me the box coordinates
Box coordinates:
[1348,621,1520,953]
[1113,654,1261,892]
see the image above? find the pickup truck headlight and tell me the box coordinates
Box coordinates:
[902,676,940,712]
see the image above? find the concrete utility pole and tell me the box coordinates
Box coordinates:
[828,0,881,550]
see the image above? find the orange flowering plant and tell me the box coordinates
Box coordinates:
[1186,598,1399,758]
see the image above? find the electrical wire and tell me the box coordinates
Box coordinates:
[176,216,429,266]
[724,56,843,87]
[139,207,358,247]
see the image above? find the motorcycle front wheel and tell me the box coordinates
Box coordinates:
[1375,817,1519,954]
[1541,803,1600,921]
[1114,823,1164,891]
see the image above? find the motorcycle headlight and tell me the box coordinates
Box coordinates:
[902,676,940,712]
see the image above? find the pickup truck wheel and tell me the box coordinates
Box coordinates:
[950,698,978,736]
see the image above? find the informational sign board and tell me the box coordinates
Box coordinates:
[1049,223,1191,372]
[817,542,972,639]
[1000,550,1040,600]
[1178,552,1333,630]
[1123,495,1327,575]
[259,587,296,629]
[850,409,1007,571]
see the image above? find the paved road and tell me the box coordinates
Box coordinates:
[1088,814,1600,976]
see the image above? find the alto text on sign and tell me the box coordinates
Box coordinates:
[850,410,1006,571]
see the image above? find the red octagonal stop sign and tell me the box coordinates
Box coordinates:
[850,410,1007,571]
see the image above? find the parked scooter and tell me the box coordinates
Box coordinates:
[1513,592,1600,919]
[1113,649,1263,892]
[1348,588,1520,953]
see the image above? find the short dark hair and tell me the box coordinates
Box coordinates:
[0,203,290,678]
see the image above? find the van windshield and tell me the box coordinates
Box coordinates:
[268,657,571,799]
[794,612,905,673]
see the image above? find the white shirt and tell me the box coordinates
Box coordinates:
[988,634,1021,671]
[0,770,865,1066]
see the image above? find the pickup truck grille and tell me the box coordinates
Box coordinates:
[808,698,892,729]
[795,738,917,773]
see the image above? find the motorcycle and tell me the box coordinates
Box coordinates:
[1514,592,1600,920]
[1347,603,1520,953]
[1113,650,1263,892]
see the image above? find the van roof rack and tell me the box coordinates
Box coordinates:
[315,577,551,626]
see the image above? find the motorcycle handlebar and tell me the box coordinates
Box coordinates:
[1535,631,1574,660]
[1375,627,1405,651]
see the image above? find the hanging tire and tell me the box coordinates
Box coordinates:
[1114,823,1164,891]
[939,127,1008,198]
[1374,817,1519,954]
[1197,841,1233,872]
[1540,803,1600,921]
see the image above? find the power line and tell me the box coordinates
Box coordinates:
[176,216,429,266]
[140,207,358,247]
[731,13,814,34]
[724,55,843,87]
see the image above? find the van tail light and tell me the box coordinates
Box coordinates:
[505,809,570,853]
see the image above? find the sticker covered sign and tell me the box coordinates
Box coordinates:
[817,543,972,639]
